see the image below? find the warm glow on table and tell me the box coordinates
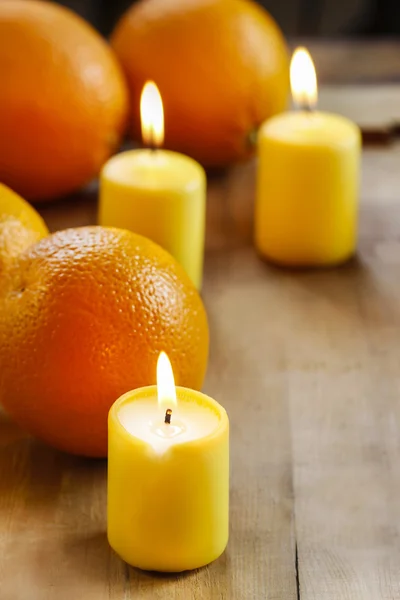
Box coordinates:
[107,352,229,572]
[255,47,361,267]
[99,82,206,289]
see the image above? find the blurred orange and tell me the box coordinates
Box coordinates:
[0,227,209,457]
[0,0,128,201]
[0,183,48,274]
[112,0,289,167]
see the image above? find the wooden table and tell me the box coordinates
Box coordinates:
[2,42,400,599]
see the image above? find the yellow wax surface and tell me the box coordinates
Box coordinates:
[107,386,229,572]
[117,396,219,454]
[255,111,361,266]
[99,150,206,289]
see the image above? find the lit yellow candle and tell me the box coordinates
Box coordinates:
[107,352,229,572]
[255,47,361,267]
[99,82,206,289]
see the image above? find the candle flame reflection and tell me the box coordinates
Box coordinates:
[290,47,317,109]
[140,81,164,148]
[157,352,177,409]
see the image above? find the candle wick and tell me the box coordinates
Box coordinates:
[164,409,172,424]
[148,141,158,152]
[296,102,314,113]
[147,128,159,152]
[293,92,315,112]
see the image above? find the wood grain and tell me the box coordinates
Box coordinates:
[319,85,400,129]
[288,264,400,599]
[2,46,400,599]
[299,40,400,84]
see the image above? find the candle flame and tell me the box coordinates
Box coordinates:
[140,81,164,148]
[157,352,177,409]
[290,47,318,109]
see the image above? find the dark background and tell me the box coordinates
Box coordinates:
[57,0,400,37]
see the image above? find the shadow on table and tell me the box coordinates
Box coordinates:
[62,529,203,594]
[0,407,107,520]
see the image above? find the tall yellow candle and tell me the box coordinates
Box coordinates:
[99,82,206,289]
[255,48,361,267]
[107,352,229,572]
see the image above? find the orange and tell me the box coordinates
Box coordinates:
[112,0,289,167]
[0,0,128,201]
[0,227,209,457]
[0,183,48,274]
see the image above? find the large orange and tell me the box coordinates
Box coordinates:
[0,227,209,457]
[0,0,128,201]
[0,183,48,274]
[112,0,289,167]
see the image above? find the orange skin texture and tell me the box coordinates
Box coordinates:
[0,183,48,274]
[0,0,129,201]
[0,227,209,457]
[112,0,289,167]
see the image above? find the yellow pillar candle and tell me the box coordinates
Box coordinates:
[255,48,361,267]
[107,352,229,572]
[99,82,206,289]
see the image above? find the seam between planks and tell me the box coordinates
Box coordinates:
[295,542,301,600]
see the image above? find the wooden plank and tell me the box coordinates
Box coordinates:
[319,86,400,129]
[203,254,298,600]
[203,146,400,598]
[205,154,400,598]
[213,144,400,597]
[298,40,400,84]
[285,240,400,598]
[216,137,400,595]
[280,146,400,599]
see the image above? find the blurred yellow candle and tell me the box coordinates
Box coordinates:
[255,47,361,267]
[99,82,206,289]
[107,352,229,572]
